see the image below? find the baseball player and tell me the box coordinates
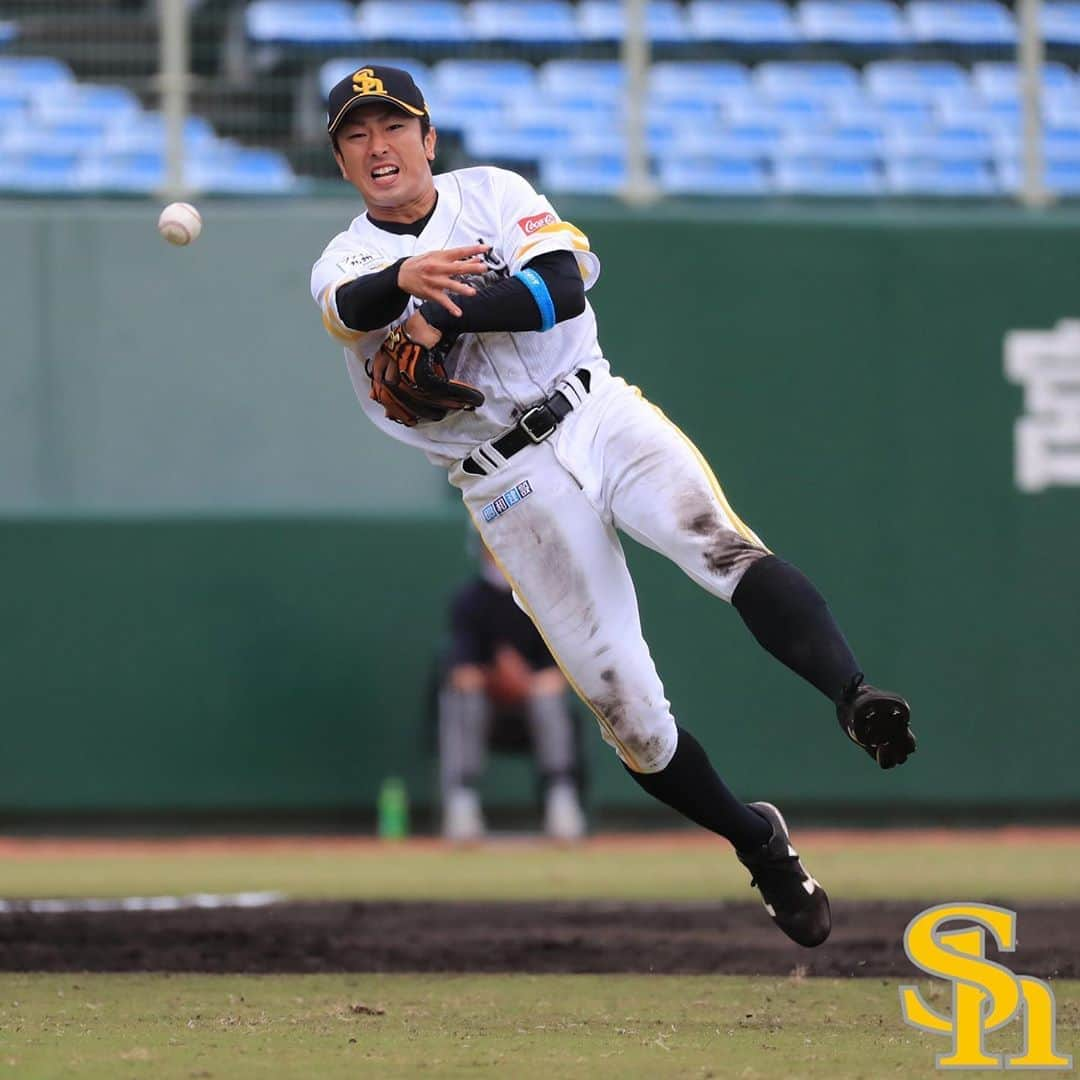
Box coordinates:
[311,65,916,948]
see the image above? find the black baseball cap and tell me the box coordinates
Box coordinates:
[327,65,429,137]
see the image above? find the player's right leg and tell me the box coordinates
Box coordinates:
[438,665,490,841]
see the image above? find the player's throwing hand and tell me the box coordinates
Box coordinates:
[398,244,491,317]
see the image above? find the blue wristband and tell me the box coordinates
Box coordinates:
[515,268,556,332]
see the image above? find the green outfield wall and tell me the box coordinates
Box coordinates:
[2,200,1079,820]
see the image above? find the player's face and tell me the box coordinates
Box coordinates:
[333,107,438,222]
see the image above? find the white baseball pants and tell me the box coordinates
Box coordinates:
[449,370,768,774]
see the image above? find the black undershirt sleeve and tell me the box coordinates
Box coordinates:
[418,250,586,339]
[334,257,410,332]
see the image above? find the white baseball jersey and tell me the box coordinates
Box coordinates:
[311,165,603,467]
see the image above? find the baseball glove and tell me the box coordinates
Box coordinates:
[366,325,485,427]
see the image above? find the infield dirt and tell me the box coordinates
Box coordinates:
[3,899,1077,978]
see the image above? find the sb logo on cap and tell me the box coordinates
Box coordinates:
[352,68,385,96]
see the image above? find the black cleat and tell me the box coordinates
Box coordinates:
[837,674,916,769]
[737,801,831,948]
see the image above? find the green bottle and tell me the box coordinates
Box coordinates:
[377,777,409,840]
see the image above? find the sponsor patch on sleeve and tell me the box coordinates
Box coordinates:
[516,211,558,237]
[336,248,383,274]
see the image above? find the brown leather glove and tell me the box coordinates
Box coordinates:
[366,324,485,427]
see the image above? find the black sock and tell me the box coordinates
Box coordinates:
[625,726,771,852]
[732,555,861,704]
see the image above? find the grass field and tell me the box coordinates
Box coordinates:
[2,830,1077,1078]
[2,827,1078,901]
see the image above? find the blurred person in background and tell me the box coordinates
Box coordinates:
[438,544,586,842]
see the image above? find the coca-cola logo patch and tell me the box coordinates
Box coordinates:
[517,212,557,236]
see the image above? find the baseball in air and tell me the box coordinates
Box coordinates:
[157,202,202,246]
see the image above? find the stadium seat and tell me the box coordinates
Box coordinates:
[886,158,999,195]
[540,152,627,194]
[468,1,580,44]
[2,117,116,156]
[187,147,299,194]
[774,157,883,195]
[971,61,1075,102]
[577,0,689,44]
[101,114,217,155]
[704,120,788,157]
[79,151,166,194]
[431,60,536,101]
[246,1,364,46]
[830,98,935,130]
[907,1,1015,46]
[659,155,771,195]
[0,56,73,88]
[779,126,885,160]
[724,97,830,127]
[34,84,141,124]
[686,1,801,44]
[993,124,1080,163]
[1043,1,1080,45]
[357,1,470,43]
[2,150,81,192]
[864,61,970,103]
[1000,157,1080,195]
[884,126,994,161]
[319,58,429,101]
[428,92,506,132]
[649,61,750,106]
[798,1,912,46]
[466,122,571,163]
[537,60,625,104]
[754,61,862,103]
[0,89,30,128]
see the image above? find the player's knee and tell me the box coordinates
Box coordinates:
[593,698,676,773]
[449,665,486,693]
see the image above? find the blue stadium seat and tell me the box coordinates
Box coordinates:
[538,60,625,104]
[34,84,141,124]
[431,60,536,102]
[357,1,470,43]
[577,0,689,43]
[725,98,830,127]
[886,158,999,195]
[0,56,72,87]
[319,58,429,100]
[649,61,750,106]
[188,148,299,194]
[2,150,81,192]
[907,1,1015,46]
[830,98,935,131]
[780,127,885,160]
[864,61,970,103]
[798,1,911,46]
[1000,157,1080,195]
[0,89,30,128]
[540,152,627,195]
[2,116,115,156]
[754,61,862,103]
[970,62,1075,102]
[466,122,571,163]
[509,99,619,131]
[686,1,801,44]
[79,151,166,193]
[102,113,217,154]
[659,155,771,195]
[1044,2,1080,45]
[246,1,364,46]
[774,157,883,195]
[993,125,1080,163]
[707,121,788,157]
[428,92,506,132]
[468,1,579,44]
[884,126,994,161]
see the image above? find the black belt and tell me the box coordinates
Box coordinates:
[462,369,591,476]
